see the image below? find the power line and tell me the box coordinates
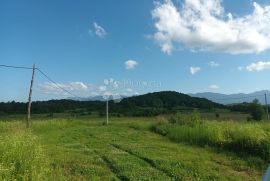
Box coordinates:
[0,64,84,100]
[1,64,269,103]
[36,68,83,100]
[0,64,33,70]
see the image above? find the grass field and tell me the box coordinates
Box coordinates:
[0,116,267,180]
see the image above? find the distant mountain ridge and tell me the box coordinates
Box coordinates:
[68,95,127,102]
[189,90,270,105]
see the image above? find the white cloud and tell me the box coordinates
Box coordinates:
[240,61,270,72]
[190,66,201,75]
[125,60,139,69]
[152,0,270,54]
[38,79,141,99]
[93,22,107,38]
[209,84,220,89]
[99,85,107,92]
[208,61,219,67]
[69,82,88,90]
[39,82,88,95]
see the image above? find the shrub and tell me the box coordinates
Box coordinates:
[150,124,170,136]
[248,99,265,121]
[247,116,253,122]
[215,113,220,119]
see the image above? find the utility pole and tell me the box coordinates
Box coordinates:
[106,96,109,125]
[27,64,35,128]
[265,93,269,120]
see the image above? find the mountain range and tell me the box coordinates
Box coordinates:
[68,90,270,105]
[68,95,127,102]
[189,90,270,105]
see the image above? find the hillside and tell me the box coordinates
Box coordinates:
[119,91,224,109]
[0,91,224,116]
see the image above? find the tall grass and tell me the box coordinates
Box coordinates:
[151,116,270,161]
[0,122,50,180]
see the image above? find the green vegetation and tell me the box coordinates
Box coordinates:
[1,92,268,123]
[227,99,267,121]
[0,122,50,180]
[151,113,270,161]
[0,116,267,180]
[0,91,224,117]
[248,99,265,121]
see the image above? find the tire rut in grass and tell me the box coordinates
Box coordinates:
[89,132,175,180]
[111,144,175,179]
[94,150,130,181]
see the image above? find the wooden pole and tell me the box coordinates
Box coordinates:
[27,64,35,128]
[265,93,269,120]
[106,96,109,125]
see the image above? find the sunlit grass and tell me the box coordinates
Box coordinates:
[0,122,50,180]
[0,117,265,180]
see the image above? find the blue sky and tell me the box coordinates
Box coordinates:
[1,0,270,101]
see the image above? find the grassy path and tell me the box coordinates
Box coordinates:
[32,118,264,180]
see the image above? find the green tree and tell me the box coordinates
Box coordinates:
[248,99,265,121]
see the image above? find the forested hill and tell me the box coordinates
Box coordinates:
[120,91,224,109]
[0,91,224,116]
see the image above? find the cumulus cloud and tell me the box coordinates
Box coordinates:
[239,61,270,72]
[125,60,139,69]
[38,79,144,100]
[190,66,201,75]
[93,22,107,38]
[152,0,270,54]
[208,61,219,67]
[209,84,220,89]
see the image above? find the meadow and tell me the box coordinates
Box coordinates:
[0,116,268,180]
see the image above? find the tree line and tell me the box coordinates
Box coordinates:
[0,91,268,120]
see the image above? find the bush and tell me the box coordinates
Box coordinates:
[215,113,220,119]
[247,116,253,122]
[150,124,170,136]
[248,99,265,121]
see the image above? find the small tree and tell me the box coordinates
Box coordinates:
[215,113,220,119]
[248,99,265,121]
